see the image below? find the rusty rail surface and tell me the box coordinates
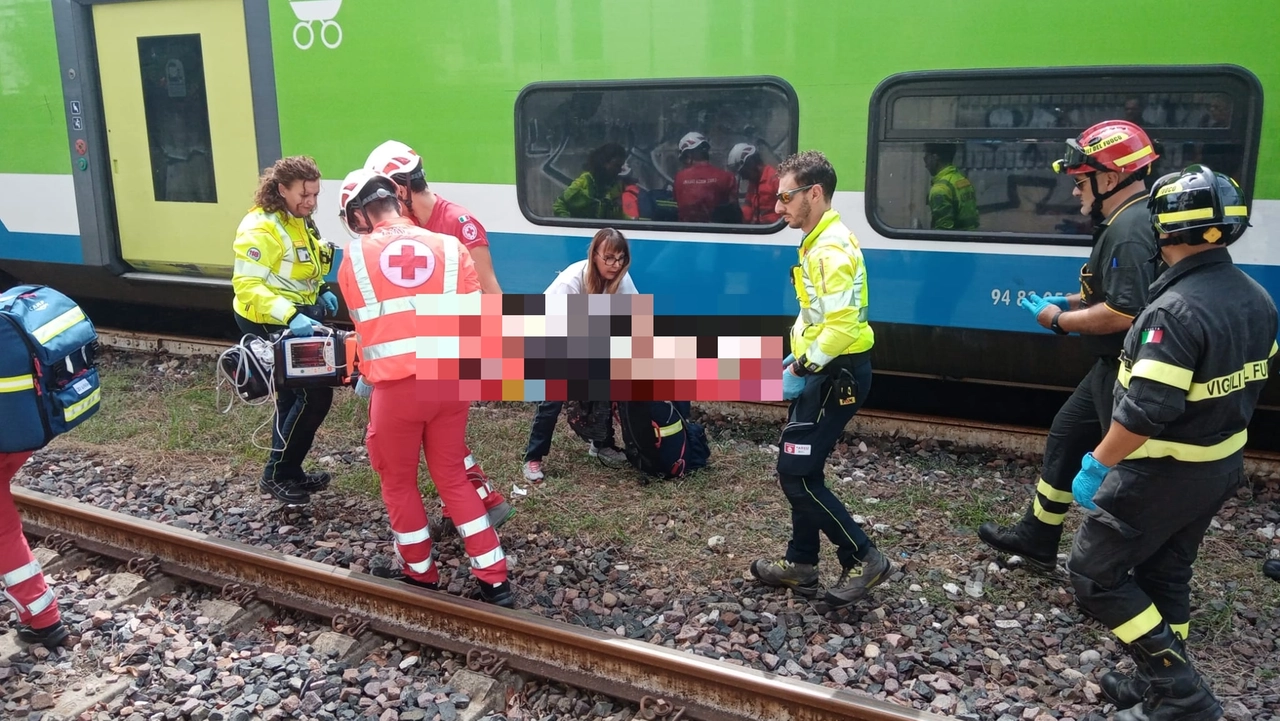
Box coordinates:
[14,487,944,721]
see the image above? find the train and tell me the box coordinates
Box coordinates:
[1,0,1276,406]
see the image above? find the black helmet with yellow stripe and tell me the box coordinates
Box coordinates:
[1148,164,1249,247]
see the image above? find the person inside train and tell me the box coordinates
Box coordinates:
[750,150,894,609]
[673,132,738,223]
[1066,165,1275,721]
[365,140,514,538]
[727,143,780,224]
[553,143,628,220]
[521,228,637,483]
[923,143,979,231]
[365,140,503,294]
[619,163,647,221]
[336,169,513,608]
[231,155,337,506]
[979,121,1162,573]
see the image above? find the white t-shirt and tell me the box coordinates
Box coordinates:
[543,258,639,294]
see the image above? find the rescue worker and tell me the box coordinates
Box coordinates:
[978,121,1161,572]
[923,143,979,231]
[232,156,337,505]
[748,151,894,608]
[336,169,513,607]
[553,143,628,220]
[1067,165,1276,721]
[673,132,737,223]
[1,453,73,649]
[727,143,780,224]
[365,141,513,535]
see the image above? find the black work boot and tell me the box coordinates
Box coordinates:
[479,580,515,608]
[1101,664,1150,710]
[977,500,1061,572]
[296,471,331,493]
[1113,623,1223,721]
[17,619,72,650]
[1264,559,1280,581]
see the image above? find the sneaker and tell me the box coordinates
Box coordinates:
[825,547,893,608]
[296,471,331,493]
[17,620,72,650]
[479,580,515,608]
[588,444,627,464]
[487,500,516,529]
[748,558,820,598]
[522,460,544,483]
[260,476,310,505]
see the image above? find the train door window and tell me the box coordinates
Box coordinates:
[137,34,217,204]
[866,67,1262,244]
[515,77,798,233]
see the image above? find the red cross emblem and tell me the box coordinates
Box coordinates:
[378,238,435,288]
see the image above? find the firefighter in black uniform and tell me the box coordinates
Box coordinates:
[1067,165,1277,721]
[979,120,1162,571]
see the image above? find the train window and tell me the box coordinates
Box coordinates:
[515,77,798,233]
[137,34,217,204]
[867,67,1262,244]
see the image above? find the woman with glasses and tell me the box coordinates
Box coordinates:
[522,228,638,482]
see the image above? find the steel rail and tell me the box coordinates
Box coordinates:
[14,487,945,721]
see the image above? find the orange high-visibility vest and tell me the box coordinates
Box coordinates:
[337,217,480,384]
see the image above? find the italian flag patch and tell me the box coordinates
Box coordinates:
[1141,328,1163,344]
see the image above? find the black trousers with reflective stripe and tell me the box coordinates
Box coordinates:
[1066,462,1242,641]
[235,308,334,481]
[1032,357,1119,527]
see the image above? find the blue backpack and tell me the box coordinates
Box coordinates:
[0,285,101,452]
[616,401,711,481]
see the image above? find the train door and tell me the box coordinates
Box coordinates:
[93,0,259,276]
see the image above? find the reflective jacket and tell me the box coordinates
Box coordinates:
[928,165,979,231]
[337,217,479,384]
[1113,247,1278,475]
[232,206,334,324]
[741,165,780,224]
[790,209,874,372]
[554,172,625,220]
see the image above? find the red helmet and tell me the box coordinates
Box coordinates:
[1052,120,1159,175]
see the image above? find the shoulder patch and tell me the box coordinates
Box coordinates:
[1141,327,1163,344]
[457,215,470,223]
[461,222,479,242]
[246,247,261,261]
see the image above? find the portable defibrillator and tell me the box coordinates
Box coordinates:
[271,327,359,390]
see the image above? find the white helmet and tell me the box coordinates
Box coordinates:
[364,140,424,183]
[338,168,396,236]
[678,131,710,154]
[727,143,758,172]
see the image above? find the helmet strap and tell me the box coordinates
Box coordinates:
[1088,167,1147,228]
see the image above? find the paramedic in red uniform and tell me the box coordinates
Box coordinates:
[673,132,738,223]
[336,169,513,607]
[364,140,512,534]
[1,453,73,648]
[728,143,781,224]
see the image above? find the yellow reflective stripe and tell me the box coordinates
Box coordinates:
[1157,207,1216,225]
[1033,497,1067,525]
[1223,205,1247,218]
[31,307,86,344]
[658,421,683,438]
[0,374,34,393]
[64,388,101,422]
[269,297,295,324]
[1112,145,1154,168]
[1131,359,1194,391]
[1186,359,1269,401]
[1170,622,1189,640]
[1270,341,1278,359]
[1112,603,1163,643]
[1126,430,1248,462]
[1037,478,1074,505]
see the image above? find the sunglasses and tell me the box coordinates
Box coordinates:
[775,184,815,204]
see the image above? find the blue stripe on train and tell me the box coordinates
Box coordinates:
[0,220,83,264]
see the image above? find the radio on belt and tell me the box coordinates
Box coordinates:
[272,327,356,389]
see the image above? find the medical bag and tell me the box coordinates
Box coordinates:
[0,285,101,452]
[616,401,711,481]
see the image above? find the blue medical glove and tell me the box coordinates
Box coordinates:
[782,366,806,400]
[321,291,339,317]
[1019,292,1053,318]
[1042,295,1071,312]
[1072,452,1111,510]
[782,353,795,368]
[288,312,320,337]
[354,377,373,399]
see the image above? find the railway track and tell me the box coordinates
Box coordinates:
[93,328,1280,478]
[12,486,943,721]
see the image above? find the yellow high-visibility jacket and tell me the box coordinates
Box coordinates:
[790,209,874,371]
[231,206,334,324]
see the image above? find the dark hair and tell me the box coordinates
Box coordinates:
[776,150,837,201]
[587,143,628,178]
[344,176,401,231]
[253,156,321,215]
[924,143,958,164]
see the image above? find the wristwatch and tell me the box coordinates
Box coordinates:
[1050,311,1069,336]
